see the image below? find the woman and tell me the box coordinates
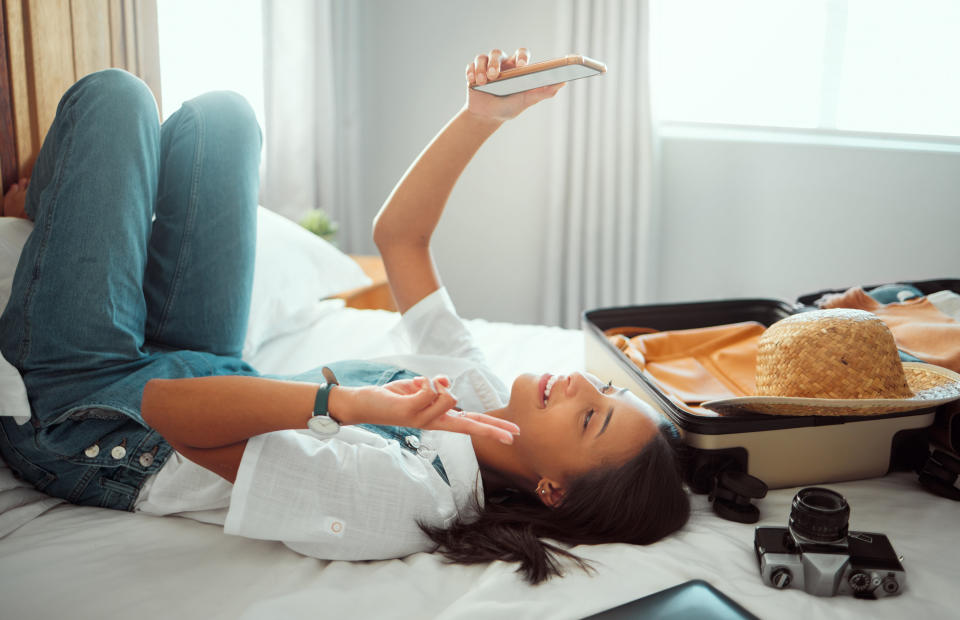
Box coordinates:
[0,48,689,583]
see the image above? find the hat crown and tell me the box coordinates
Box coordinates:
[756,309,913,400]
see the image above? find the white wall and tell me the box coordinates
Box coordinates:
[657,129,960,304]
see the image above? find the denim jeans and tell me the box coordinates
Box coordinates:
[0,69,262,510]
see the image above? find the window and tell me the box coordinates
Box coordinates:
[156,0,264,128]
[652,0,960,138]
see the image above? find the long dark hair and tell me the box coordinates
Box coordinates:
[420,422,690,584]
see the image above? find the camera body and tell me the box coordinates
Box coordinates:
[754,488,906,598]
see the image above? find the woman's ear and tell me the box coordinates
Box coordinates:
[535,479,566,508]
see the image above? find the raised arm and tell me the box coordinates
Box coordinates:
[372,47,563,313]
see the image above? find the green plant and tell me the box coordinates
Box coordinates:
[299,208,339,244]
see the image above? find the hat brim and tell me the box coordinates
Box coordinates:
[702,362,960,417]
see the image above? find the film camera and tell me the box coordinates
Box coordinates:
[755,487,905,598]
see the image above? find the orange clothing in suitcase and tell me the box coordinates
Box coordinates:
[607,322,765,415]
[819,287,960,373]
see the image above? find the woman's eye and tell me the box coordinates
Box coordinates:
[582,409,594,430]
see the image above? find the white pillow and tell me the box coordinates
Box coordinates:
[0,208,371,418]
[244,207,370,357]
[0,217,33,422]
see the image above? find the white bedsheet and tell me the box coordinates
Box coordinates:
[1,306,957,619]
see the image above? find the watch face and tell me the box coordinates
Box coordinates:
[308,415,340,436]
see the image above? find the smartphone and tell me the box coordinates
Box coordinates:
[471,54,606,97]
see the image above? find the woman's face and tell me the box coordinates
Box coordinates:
[502,371,662,486]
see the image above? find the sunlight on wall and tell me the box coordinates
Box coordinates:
[653,0,960,137]
[156,0,265,129]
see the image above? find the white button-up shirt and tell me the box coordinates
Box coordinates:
[136,287,506,560]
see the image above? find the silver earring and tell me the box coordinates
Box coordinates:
[540,489,546,495]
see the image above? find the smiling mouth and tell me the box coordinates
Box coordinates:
[539,374,561,408]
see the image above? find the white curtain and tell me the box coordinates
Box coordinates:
[542,0,658,328]
[260,0,365,250]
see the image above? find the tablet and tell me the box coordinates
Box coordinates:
[583,580,760,620]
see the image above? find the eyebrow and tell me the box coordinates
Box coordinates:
[597,407,614,437]
[596,389,627,437]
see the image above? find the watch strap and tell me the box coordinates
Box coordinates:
[313,385,338,423]
[313,366,341,423]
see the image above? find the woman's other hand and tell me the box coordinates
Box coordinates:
[2,178,29,219]
[330,376,520,444]
[465,47,564,123]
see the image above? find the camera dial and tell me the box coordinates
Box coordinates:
[789,487,850,543]
[848,570,871,594]
[770,568,792,589]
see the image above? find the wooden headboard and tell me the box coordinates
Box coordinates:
[1,0,161,194]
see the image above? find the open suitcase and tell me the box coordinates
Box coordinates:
[583,278,960,496]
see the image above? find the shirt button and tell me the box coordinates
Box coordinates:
[111,445,127,460]
[330,521,343,534]
[404,435,421,449]
[84,444,100,458]
[139,452,154,467]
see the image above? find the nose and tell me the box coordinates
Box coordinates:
[568,372,597,397]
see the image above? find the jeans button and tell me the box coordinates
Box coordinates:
[404,435,420,449]
[110,445,127,460]
[139,452,154,467]
[84,444,100,458]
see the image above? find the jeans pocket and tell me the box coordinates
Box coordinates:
[99,477,138,509]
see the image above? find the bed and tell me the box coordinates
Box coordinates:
[0,211,958,620]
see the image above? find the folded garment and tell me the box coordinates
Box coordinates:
[607,322,765,415]
[819,286,960,373]
[929,290,960,322]
[867,283,924,304]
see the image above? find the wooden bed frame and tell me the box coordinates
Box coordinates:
[1,0,17,193]
[1,0,160,195]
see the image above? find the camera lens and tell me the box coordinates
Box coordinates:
[788,487,850,542]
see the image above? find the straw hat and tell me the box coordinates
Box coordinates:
[703,309,960,416]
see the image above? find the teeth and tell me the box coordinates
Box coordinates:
[544,375,560,402]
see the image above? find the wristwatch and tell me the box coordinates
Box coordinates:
[308,366,341,436]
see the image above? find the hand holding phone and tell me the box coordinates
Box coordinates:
[464,48,604,122]
[471,54,606,97]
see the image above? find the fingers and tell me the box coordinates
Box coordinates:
[394,377,520,444]
[411,380,519,442]
[462,411,520,435]
[392,376,451,396]
[409,382,459,424]
[386,378,424,396]
[435,413,517,445]
[514,47,529,67]
[486,48,505,81]
[474,54,489,85]
[468,48,528,86]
